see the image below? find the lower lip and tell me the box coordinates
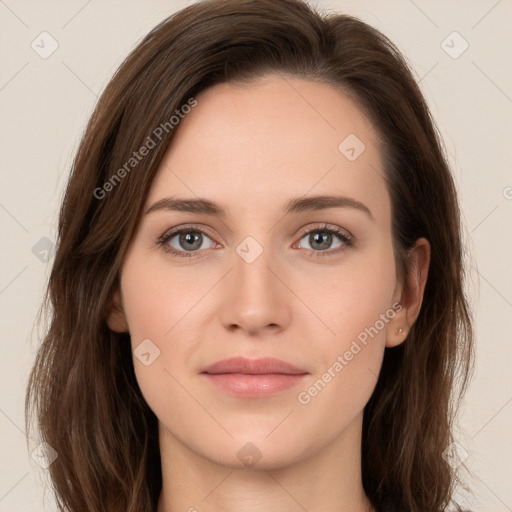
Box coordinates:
[203,373,307,398]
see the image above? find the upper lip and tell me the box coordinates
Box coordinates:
[201,357,307,375]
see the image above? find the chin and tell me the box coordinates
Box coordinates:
[197,433,310,471]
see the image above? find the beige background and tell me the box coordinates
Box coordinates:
[1,1,511,510]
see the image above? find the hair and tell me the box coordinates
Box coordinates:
[25,0,475,511]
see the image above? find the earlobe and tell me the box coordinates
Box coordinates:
[385,303,410,348]
[386,237,431,348]
[106,288,129,333]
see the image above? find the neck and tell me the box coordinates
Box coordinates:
[156,412,374,512]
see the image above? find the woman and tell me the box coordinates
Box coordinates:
[25,0,474,510]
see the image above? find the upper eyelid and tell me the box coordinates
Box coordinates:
[160,223,218,242]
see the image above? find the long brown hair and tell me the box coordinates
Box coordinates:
[25,0,474,510]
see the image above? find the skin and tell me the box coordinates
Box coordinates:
[107,74,430,512]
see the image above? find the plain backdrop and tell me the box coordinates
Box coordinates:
[1,1,511,511]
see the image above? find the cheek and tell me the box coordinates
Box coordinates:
[119,253,195,422]
[296,241,396,398]
[118,245,219,384]
[119,248,199,342]
[303,240,397,347]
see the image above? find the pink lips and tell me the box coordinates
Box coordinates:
[201,357,308,398]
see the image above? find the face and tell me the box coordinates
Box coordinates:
[109,74,411,469]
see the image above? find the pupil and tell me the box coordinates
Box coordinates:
[312,232,331,250]
[181,232,201,250]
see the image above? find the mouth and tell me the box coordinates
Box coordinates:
[200,357,309,398]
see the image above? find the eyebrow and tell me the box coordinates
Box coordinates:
[145,194,374,220]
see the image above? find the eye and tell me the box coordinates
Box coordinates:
[157,225,218,258]
[295,223,353,257]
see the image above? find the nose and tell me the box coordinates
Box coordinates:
[219,242,291,336]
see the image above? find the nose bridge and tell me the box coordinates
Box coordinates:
[235,237,275,294]
[219,234,290,334]
[233,235,280,306]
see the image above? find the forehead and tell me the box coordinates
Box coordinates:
[147,74,390,226]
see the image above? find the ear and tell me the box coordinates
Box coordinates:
[106,286,129,333]
[386,237,431,348]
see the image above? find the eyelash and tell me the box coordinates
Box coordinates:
[156,223,354,259]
